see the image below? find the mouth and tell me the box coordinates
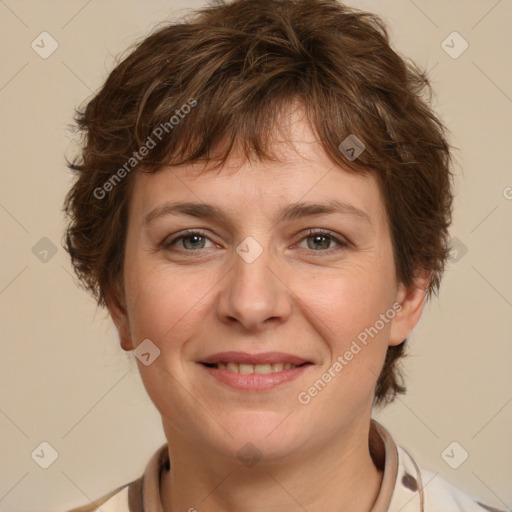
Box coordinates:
[201,361,310,374]
[197,351,313,391]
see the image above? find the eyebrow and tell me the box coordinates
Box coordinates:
[143,199,373,228]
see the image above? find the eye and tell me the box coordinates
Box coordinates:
[164,229,215,251]
[296,229,349,253]
[162,228,349,255]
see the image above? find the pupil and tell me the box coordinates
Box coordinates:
[185,235,203,249]
[310,235,329,250]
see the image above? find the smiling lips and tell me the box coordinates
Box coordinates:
[210,361,300,374]
[198,351,313,391]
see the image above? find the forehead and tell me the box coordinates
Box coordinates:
[128,109,386,228]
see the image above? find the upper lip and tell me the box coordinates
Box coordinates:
[199,351,311,365]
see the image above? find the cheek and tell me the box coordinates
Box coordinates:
[303,264,392,335]
[124,263,209,347]
[298,269,394,397]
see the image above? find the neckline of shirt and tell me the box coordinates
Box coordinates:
[137,418,401,512]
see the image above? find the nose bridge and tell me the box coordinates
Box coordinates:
[217,234,291,329]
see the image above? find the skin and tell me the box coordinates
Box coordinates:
[109,104,429,512]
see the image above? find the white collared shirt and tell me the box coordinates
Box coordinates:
[65,420,506,512]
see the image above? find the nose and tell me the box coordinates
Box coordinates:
[215,240,292,331]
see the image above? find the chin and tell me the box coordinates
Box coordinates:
[205,410,309,462]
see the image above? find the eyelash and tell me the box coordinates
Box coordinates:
[163,228,350,256]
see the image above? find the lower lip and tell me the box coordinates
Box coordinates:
[199,363,312,391]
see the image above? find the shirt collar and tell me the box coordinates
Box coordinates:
[131,418,401,512]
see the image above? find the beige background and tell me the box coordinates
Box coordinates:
[0,0,511,510]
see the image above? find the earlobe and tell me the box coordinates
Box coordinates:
[388,270,431,347]
[107,294,134,352]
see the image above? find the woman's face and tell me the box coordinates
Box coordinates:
[112,107,426,462]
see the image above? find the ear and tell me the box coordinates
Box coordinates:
[388,269,431,347]
[107,292,134,352]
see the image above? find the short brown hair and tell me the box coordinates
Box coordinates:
[63,0,455,408]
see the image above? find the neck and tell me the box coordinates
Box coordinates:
[160,417,384,512]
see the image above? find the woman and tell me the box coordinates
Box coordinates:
[63,0,504,510]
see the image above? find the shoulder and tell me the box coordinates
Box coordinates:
[419,465,507,512]
[64,479,136,512]
[395,445,508,512]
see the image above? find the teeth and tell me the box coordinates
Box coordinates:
[239,363,253,374]
[255,364,272,374]
[212,362,299,373]
[227,362,239,372]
